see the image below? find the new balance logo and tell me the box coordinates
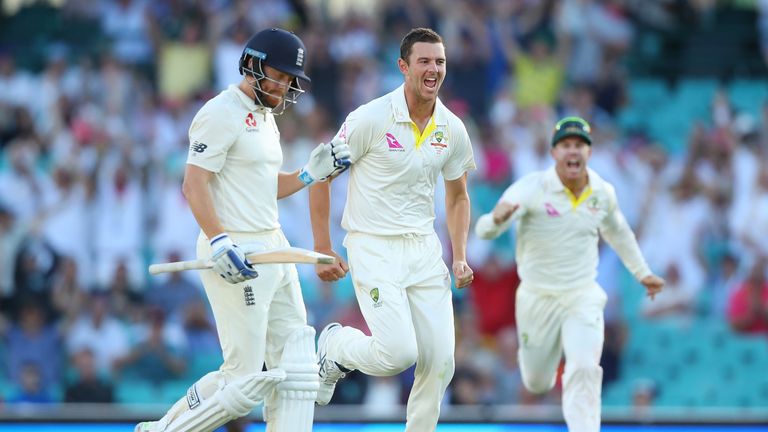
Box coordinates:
[385,133,404,152]
[191,141,207,153]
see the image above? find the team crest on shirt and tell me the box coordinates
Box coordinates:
[430,130,448,154]
[245,112,258,132]
[586,196,600,214]
[370,288,383,308]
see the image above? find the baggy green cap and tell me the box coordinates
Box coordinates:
[552,116,592,146]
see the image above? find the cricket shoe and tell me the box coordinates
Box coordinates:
[134,421,158,432]
[316,322,351,405]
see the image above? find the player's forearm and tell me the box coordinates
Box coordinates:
[308,180,333,251]
[446,191,471,262]
[601,212,652,280]
[277,169,307,199]
[474,213,512,240]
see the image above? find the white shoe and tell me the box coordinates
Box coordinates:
[134,421,158,432]
[316,322,349,405]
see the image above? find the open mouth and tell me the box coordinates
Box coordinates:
[566,159,581,169]
[424,77,438,89]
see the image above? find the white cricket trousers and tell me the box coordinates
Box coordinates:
[327,232,455,432]
[516,282,607,432]
[197,229,308,381]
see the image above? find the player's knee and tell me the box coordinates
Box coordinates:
[563,363,602,388]
[521,371,557,394]
[378,340,418,375]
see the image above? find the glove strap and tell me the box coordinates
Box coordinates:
[298,167,315,186]
[210,233,234,251]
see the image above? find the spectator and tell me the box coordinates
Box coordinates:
[468,256,519,337]
[145,260,203,322]
[727,258,768,335]
[65,292,130,378]
[64,348,114,403]
[709,252,742,319]
[641,261,697,324]
[5,302,61,390]
[502,29,567,109]
[7,362,55,404]
[491,327,525,404]
[114,308,186,383]
[631,378,658,418]
[449,366,483,405]
[181,299,220,356]
[0,204,25,309]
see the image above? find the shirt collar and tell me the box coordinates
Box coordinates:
[390,84,448,126]
[229,84,269,114]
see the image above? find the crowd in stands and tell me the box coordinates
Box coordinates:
[1,0,767,412]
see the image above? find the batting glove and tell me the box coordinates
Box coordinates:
[298,137,351,185]
[210,233,259,284]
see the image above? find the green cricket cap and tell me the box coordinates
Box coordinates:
[552,116,592,147]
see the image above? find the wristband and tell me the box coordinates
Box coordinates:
[298,167,314,186]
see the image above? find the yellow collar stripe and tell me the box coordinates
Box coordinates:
[564,185,593,209]
[410,116,437,149]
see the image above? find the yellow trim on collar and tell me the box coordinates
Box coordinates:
[410,116,436,149]
[564,185,593,209]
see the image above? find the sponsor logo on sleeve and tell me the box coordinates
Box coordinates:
[191,141,207,153]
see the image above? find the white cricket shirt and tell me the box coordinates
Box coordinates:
[477,166,651,290]
[186,85,283,233]
[334,84,475,235]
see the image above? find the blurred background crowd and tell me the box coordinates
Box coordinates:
[1,0,767,418]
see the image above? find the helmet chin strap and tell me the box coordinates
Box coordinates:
[243,59,304,116]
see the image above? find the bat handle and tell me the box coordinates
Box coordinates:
[149,259,212,275]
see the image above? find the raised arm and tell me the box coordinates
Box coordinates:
[474,178,526,240]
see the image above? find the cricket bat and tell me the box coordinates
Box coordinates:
[149,247,335,275]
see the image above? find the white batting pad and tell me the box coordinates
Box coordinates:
[161,369,286,432]
[264,326,320,432]
[562,365,602,432]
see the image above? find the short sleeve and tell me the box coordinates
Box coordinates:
[334,108,376,163]
[186,103,238,173]
[442,120,476,181]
